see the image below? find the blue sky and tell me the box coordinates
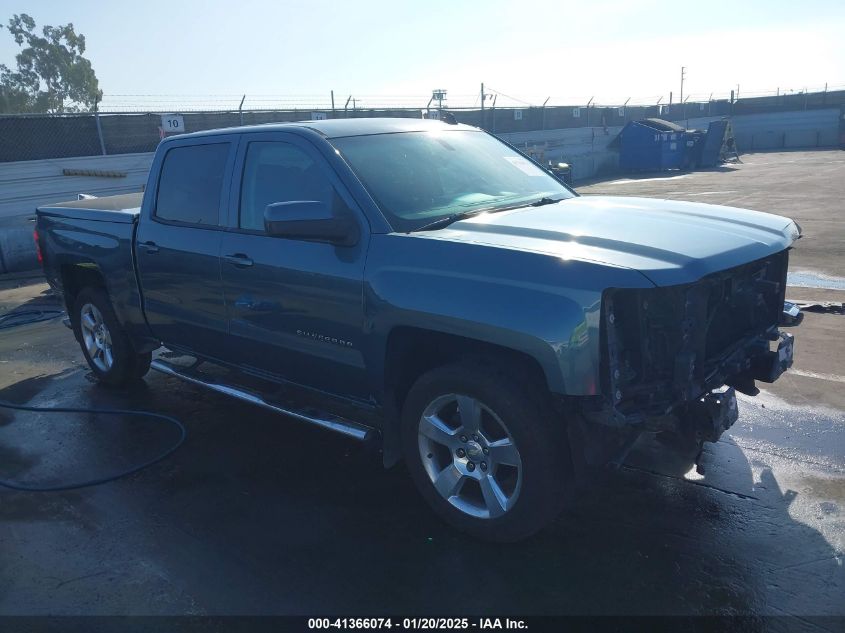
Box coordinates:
[1,0,843,110]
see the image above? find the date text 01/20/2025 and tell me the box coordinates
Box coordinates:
[307,617,528,629]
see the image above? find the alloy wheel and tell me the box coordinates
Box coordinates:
[79,303,114,372]
[417,393,523,519]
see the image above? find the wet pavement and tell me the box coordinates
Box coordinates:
[786,272,845,291]
[1,151,844,623]
[1,282,843,623]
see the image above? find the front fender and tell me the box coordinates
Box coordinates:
[364,234,654,396]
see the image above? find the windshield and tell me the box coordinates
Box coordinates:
[331,130,575,232]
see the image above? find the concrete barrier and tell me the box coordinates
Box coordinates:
[500,126,624,181]
[0,152,153,221]
[0,152,153,273]
[0,216,38,274]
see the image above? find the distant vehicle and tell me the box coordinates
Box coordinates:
[547,161,573,185]
[35,118,801,541]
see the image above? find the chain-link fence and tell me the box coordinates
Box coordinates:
[2,87,844,163]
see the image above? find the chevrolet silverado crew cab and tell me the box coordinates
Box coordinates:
[36,118,801,541]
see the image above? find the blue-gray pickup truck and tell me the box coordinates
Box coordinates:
[35,118,801,541]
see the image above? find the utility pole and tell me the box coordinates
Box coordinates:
[429,89,447,120]
[680,66,686,107]
[331,90,335,116]
[542,96,550,130]
[432,89,446,113]
[480,83,485,129]
[94,94,107,156]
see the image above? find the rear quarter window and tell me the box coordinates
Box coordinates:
[155,143,229,225]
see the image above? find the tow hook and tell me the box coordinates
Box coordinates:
[687,386,739,475]
[689,386,739,445]
[752,331,795,383]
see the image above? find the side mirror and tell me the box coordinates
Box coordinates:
[263,201,359,246]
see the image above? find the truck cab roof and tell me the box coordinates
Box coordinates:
[165,117,478,141]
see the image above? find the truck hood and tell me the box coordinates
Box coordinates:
[428,196,800,286]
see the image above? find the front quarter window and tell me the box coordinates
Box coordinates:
[332,130,573,232]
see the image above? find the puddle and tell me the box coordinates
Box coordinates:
[787,271,845,291]
[733,389,845,472]
[605,175,690,185]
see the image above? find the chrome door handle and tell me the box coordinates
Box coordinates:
[223,253,254,267]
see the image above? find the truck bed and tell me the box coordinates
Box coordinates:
[36,192,147,344]
[37,192,143,223]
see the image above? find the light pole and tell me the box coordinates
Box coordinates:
[432,89,447,116]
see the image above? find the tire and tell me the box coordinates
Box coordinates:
[401,360,572,542]
[72,287,151,387]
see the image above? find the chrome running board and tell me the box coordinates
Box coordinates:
[150,359,374,442]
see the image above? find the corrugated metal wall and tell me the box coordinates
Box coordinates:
[732,109,840,150]
[500,126,624,181]
[679,108,840,152]
[0,153,153,221]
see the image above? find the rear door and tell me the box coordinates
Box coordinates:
[219,131,370,399]
[136,137,237,356]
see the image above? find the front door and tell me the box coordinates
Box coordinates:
[219,133,369,400]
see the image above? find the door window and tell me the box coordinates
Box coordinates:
[239,141,336,231]
[155,143,229,226]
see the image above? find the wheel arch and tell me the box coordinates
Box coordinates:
[378,325,554,467]
[60,261,109,325]
[384,326,551,410]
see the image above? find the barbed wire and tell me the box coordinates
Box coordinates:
[93,83,845,112]
[2,83,843,163]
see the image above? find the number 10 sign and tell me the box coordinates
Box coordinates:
[161,114,185,133]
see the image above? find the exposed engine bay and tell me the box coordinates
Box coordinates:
[575,249,797,469]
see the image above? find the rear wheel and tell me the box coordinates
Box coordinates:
[73,288,151,386]
[401,361,572,542]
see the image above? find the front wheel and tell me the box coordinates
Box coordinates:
[73,288,151,386]
[401,361,572,542]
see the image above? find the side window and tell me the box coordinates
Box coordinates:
[155,143,229,225]
[239,141,336,231]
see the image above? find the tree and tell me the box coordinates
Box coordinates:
[0,13,102,114]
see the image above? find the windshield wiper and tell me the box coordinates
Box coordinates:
[411,196,567,232]
[529,196,566,207]
[412,210,485,232]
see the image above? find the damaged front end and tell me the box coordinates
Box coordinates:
[577,248,798,468]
